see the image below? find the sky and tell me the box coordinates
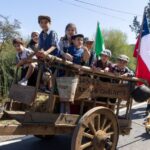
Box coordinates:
[0,0,148,44]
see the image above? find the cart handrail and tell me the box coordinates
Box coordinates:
[28,55,148,85]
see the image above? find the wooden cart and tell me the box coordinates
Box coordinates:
[0,55,147,150]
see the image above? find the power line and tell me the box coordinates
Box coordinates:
[74,0,141,16]
[58,0,130,22]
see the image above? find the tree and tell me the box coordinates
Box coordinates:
[0,15,21,99]
[102,29,136,70]
[130,0,150,37]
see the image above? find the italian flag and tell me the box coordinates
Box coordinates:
[134,12,150,84]
[94,22,105,56]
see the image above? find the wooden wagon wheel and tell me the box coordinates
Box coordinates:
[71,106,119,150]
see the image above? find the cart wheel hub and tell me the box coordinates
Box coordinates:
[93,130,109,149]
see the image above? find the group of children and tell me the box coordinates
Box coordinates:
[12,15,134,92]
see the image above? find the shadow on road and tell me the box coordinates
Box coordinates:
[135,132,150,141]
[0,135,71,150]
[130,107,146,120]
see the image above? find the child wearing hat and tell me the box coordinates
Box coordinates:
[36,15,60,92]
[62,34,90,114]
[36,15,60,59]
[92,49,112,72]
[64,34,90,65]
[111,54,134,77]
[13,38,37,86]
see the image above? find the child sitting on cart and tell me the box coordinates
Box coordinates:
[92,49,112,72]
[63,34,90,65]
[36,15,60,92]
[111,54,134,77]
[13,38,37,86]
[92,49,112,83]
[84,38,95,66]
[59,23,77,53]
[36,15,60,59]
[61,34,90,114]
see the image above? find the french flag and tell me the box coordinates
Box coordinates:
[134,12,150,84]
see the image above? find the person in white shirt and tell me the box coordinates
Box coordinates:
[13,38,37,86]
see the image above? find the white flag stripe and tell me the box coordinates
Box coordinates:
[140,34,150,71]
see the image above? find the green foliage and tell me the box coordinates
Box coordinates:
[0,41,16,98]
[102,29,136,70]
[0,15,20,99]
[129,16,141,38]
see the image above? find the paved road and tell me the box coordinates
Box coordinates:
[118,102,150,150]
[0,102,150,150]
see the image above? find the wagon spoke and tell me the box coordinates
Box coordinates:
[80,141,93,149]
[103,123,112,132]
[96,114,101,131]
[88,122,96,135]
[106,131,114,136]
[71,107,119,150]
[101,118,107,130]
[83,132,94,139]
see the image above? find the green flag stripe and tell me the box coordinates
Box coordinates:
[94,22,105,56]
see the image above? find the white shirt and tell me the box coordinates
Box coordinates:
[16,48,36,68]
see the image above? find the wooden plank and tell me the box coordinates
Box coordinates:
[46,95,56,113]
[55,114,80,127]
[0,124,74,135]
[75,77,130,100]
[3,111,25,122]
[4,101,30,111]
[118,118,132,135]
[9,84,36,105]
[75,76,92,99]
[92,81,130,100]
[23,112,58,124]
[3,111,59,124]
[46,55,147,84]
